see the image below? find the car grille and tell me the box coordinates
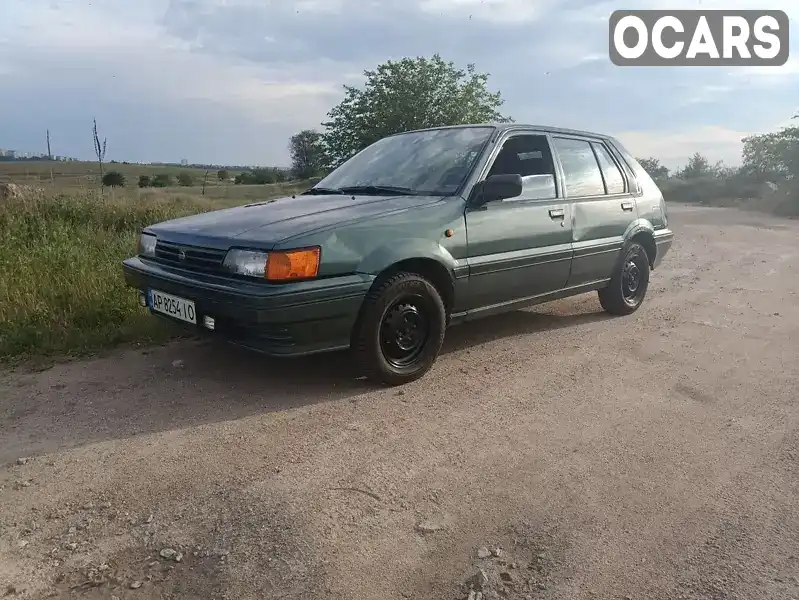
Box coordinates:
[153,241,227,273]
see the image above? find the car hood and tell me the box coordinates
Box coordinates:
[146,193,444,248]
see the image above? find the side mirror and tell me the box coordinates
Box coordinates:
[472,173,523,206]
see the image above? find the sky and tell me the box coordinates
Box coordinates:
[1,0,797,170]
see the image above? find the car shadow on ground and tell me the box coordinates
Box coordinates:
[440,305,612,355]
[1,303,611,460]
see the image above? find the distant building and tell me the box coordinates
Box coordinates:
[180,158,188,166]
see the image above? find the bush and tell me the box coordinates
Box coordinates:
[102,171,126,187]
[233,168,288,185]
[177,172,193,187]
[138,175,151,188]
[151,174,171,188]
[217,169,229,181]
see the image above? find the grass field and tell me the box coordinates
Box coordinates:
[0,159,248,191]
[0,174,311,362]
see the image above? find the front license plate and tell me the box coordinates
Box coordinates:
[149,289,196,324]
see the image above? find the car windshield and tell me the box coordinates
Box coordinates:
[312,126,495,196]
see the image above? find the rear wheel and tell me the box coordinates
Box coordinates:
[352,272,446,386]
[598,241,650,315]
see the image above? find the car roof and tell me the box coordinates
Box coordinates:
[390,122,616,142]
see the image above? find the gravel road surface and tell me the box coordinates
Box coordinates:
[1,204,797,600]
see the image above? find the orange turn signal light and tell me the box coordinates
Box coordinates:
[265,247,321,281]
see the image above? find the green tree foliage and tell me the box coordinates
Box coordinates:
[678,152,717,179]
[234,168,288,185]
[137,175,151,188]
[289,129,326,179]
[151,174,171,188]
[101,171,125,187]
[742,125,799,180]
[636,157,669,179]
[217,169,229,181]
[177,172,193,187]
[321,54,513,167]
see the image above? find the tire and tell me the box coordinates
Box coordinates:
[598,241,651,316]
[352,271,447,386]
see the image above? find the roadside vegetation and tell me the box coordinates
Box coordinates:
[0,183,309,361]
[0,52,795,362]
[636,125,799,217]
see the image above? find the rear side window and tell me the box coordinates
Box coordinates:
[607,139,643,194]
[591,142,625,194]
[552,137,605,197]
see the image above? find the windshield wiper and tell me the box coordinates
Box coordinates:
[337,185,420,196]
[301,186,346,195]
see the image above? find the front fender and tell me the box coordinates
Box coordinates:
[356,238,460,277]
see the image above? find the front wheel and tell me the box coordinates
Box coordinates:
[598,242,651,315]
[352,272,447,386]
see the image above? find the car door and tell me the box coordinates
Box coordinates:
[550,136,638,288]
[463,132,573,312]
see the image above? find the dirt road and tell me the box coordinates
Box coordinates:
[1,204,797,600]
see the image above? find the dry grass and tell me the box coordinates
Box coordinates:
[0,181,310,361]
[0,160,235,191]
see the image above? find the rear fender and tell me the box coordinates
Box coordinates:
[623,219,657,268]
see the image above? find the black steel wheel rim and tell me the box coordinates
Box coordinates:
[380,294,431,368]
[621,249,645,305]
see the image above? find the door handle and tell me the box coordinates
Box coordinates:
[621,201,634,212]
[549,208,565,219]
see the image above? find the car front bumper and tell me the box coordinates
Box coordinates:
[122,257,374,357]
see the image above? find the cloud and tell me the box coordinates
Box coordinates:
[616,125,753,168]
[730,57,799,86]
[2,0,796,167]
[417,0,550,23]
[1,0,350,163]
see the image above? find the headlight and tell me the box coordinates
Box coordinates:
[137,233,157,257]
[223,247,321,281]
[222,249,270,278]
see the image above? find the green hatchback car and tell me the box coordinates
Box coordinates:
[122,124,673,385]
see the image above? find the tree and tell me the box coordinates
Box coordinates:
[289,129,325,179]
[177,172,193,186]
[742,126,799,180]
[217,169,229,181]
[138,175,151,188]
[636,157,669,179]
[321,54,513,167]
[102,171,125,187]
[679,152,715,179]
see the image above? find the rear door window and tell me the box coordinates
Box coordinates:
[552,137,605,197]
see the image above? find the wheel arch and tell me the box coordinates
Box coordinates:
[624,219,657,269]
[371,257,455,316]
[356,241,459,316]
